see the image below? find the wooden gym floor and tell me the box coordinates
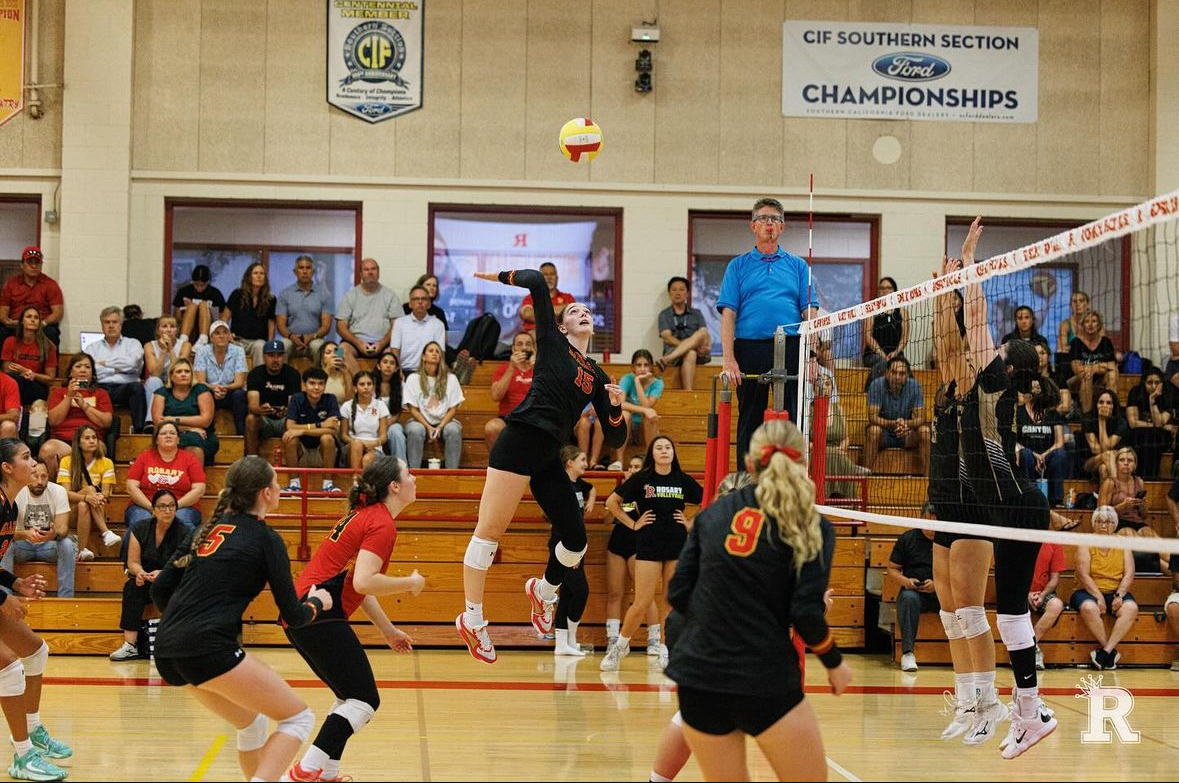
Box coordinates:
[25,649,1179,781]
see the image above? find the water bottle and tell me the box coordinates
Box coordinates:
[1066,487,1075,509]
[1037,477,1048,499]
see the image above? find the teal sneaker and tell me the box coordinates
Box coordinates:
[29,726,72,760]
[8,748,67,781]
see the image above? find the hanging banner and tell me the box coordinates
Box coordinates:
[327,0,423,123]
[0,0,24,127]
[783,21,1038,123]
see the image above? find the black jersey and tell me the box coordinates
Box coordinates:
[665,486,841,698]
[499,270,625,448]
[0,488,17,597]
[151,513,321,658]
[959,355,1033,506]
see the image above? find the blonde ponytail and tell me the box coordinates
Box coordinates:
[749,420,822,574]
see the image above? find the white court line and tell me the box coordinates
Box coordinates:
[826,756,861,782]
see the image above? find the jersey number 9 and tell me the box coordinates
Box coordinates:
[724,508,765,557]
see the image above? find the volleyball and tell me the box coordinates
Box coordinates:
[1028,269,1057,300]
[558,117,603,162]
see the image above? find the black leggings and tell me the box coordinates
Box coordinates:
[285,621,380,760]
[991,490,1049,616]
[530,458,588,587]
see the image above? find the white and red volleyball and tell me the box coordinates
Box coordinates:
[558,117,603,162]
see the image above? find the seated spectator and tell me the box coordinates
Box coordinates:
[403,342,463,469]
[245,341,302,457]
[808,357,867,499]
[391,285,447,374]
[317,341,354,403]
[402,273,448,330]
[1071,505,1138,670]
[193,320,247,436]
[57,424,120,561]
[1125,367,1173,478]
[108,489,187,662]
[224,262,276,366]
[1101,446,1166,573]
[865,356,930,473]
[656,276,711,390]
[887,523,938,672]
[1014,377,1070,506]
[861,276,909,372]
[1,459,75,597]
[276,254,333,359]
[1082,390,1128,481]
[375,351,406,462]
[519,262,574,332]
[1069,310,1118,414]
[173,264,226,346]
[1035,342,1074,418]
[1000,305,1051,352]
[151,358,218,465]
[283,367,341,493]
[40,354,111,477]
[2,306,57,406]
[1058,290,1094,353]
[0,246,63,347]
[1028,541,1066,670]
[485,331,535,451]
[90,305,148,433]
[611,349,664,470]
[575,405,607,470]
[336,258,400,374]
[124,421,204,530]
[339,371,390,479]
[120,303,156,345]
[143,315,192,427]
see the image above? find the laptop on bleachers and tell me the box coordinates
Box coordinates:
[78,331,103,354]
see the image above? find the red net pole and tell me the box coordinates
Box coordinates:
[810,393,829,504]
[714,385,733,488]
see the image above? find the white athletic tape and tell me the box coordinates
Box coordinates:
[816,504,1179,555]
[801,190,1179,334]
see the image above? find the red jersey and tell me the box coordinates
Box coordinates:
[492,361,533,417]
[1031,542,1065,594]
[47,385,112,442]
[1,337,56,375]
[295,502,398,620]
[520,289,575,331]
[0,274,63,320]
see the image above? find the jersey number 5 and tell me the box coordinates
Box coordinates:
[197,524,237,557]
[573,367,595,395]
[724,508,765,557]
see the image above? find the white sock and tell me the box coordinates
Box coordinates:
[322,759,341,779]
[555,628,569,648]
[648,623,661,644]
[464,602,484,627]
[650,773,674,782]
[567,620,580,647]
[537,577,559,603]
[605,618,620,638]
[288,477,300,488]
[25,713,39,734]
[954,674,974,705]
[301,746,329,773]
[976,671,998,705]
[616,635,630,650]
[13,739,30,756]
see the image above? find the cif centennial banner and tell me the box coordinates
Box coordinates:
[782,21,1038,123]
[327,0,423,123]
[0,0,24,127]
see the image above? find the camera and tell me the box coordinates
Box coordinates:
[76,379,93,390]
[522,350,533,361]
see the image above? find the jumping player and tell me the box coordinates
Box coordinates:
[151,456,333,781]
[287,456,426,782]
[457,268,625,664]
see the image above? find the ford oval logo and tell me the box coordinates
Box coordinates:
[871,52,951,82]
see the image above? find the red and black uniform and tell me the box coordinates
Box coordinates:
[0,488,21,604]
[929,381,986,548]
[285,502,399,764]
[490,269,625,584]
[150,513,323,687]
[665,485,840,736]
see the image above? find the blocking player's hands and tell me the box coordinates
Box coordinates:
[386,627,414,653]
[827,661,853,696]
[961,216,984,265]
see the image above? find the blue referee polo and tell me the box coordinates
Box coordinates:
[716,246,815,338]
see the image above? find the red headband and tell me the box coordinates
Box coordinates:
[760,444,802,467]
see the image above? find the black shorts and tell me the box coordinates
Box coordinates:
[487,421,563,476]
[606,522,636,559]
[678,685,802,736]
[636,522,687,562]
[930,499,991,549]
[155,648,245,687]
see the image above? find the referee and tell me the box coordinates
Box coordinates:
[719,198,817,463]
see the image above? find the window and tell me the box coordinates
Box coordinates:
[429,206,622,353]
[689,212,877,361]
[0,197,41,283]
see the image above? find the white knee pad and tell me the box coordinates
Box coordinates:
[20,642,48,678]
[331,698,376,734]
[956,606,990,639]
[670,710,683,728]
[554,541,587,568]
[996,613,1036,652]
[939,610,965,641]
[464,536,498,571]
[236,713,269,752]
[330,698,345,712]
[0,660,25,697]
[275,707,315,743]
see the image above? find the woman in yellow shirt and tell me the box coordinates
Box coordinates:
[1070,505,1138,670]
[56,425,119,561]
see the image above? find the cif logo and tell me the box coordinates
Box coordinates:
[871,52,951,82]
[342,21,407,85]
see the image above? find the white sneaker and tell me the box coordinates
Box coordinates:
[77,548,94,562]
[524,578,556,635]
[900,652,918,672]
[108,641,138,661]
[1000,695,1057,759]
[940,692,976,740]
[963,700,1009,745]
[101,530,122,548]
[283,480,302,493]
[600,639,630,672]
[647,641,666,657]
[322,480,342,494]
[607,461,623,471]
[553,629,586,657]
[1035,645,1045,670]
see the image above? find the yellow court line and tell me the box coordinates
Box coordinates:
[189,734,227,782]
